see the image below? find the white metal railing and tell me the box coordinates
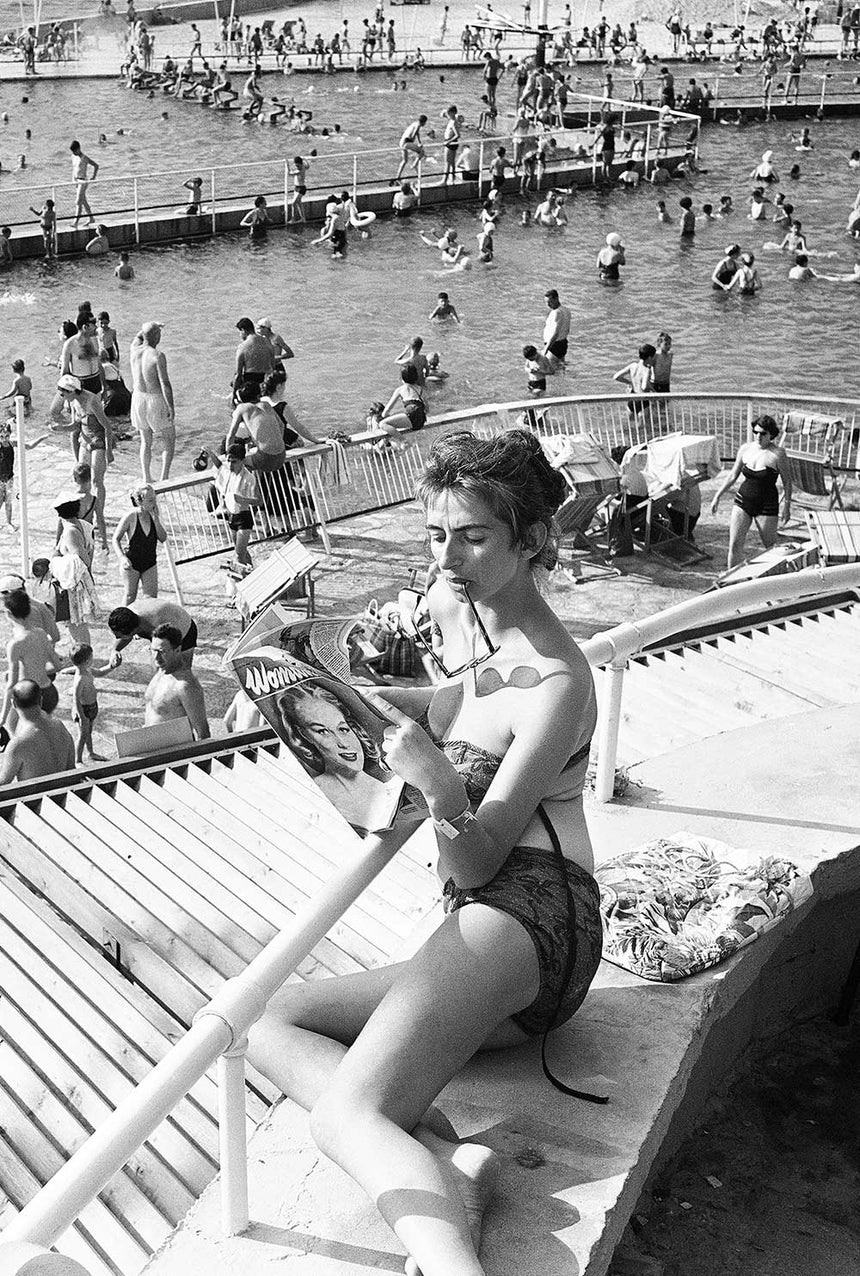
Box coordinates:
[153,391,860,576]
[0,96,691,233]
[1,559,858,1274]
[582,563,860,801]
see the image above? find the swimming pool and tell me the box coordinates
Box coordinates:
[2,114,858,460]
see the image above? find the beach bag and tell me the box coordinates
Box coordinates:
[362,598,418,678]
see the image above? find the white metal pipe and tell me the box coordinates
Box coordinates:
[594,659,626,802]
[581,564,860,670]
[210,168,217,236]
[819,75,827,110]
[133,176,140,244]
[218,1045,250,1235]
[163,539,185,604]
[14,396,29,578]
[3,832,400,1250]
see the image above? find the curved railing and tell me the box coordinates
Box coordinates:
[1,559,859,1275]
[153,389,860,581]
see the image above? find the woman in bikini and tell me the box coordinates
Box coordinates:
[247,429,602,1276]
[710,414,792,568]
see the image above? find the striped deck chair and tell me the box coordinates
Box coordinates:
[233,537,319,624]
[785,449,845,515]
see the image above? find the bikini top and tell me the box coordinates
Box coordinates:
[434,732,592,808]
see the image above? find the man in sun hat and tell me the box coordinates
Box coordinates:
[130,320,175,484]
[256,317,295,367]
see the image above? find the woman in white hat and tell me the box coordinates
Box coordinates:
[56,373,114,552]
[597,231,626,282]
[750,149,779,184]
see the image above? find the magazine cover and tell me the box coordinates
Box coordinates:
[227,605,424,837]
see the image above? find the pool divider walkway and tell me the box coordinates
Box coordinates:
[4,148,690,261]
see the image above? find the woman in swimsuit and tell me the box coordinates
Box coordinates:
[112,483,167,604]
[710,414,792,568]
[56,374,114,551]
[247,429,602,1276]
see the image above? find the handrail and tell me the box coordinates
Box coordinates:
[583,564,860,801]
[0,821,402,1252]
[0,557,858,1270]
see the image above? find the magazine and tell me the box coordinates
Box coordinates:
[227,603,426,838]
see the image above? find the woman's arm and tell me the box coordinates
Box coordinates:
[776,446,793,521]
[224,403,245,449]
[381,385,404,417]
[112,509,134,564]
[380,670,592,888]
[151,508,168,543]
[710,446,745,510]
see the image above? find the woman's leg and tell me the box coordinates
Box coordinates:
[121,564,141,605]
[138,563,159,598]
[756,512,779,551]
[88,448,109,547]
[307,904,540,1276]
[727,505,752,568]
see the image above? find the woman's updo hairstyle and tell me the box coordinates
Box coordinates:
[416,428,568,569]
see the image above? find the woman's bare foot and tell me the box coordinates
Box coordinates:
[404,1134,500,1276]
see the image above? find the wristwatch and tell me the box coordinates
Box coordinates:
[433,807,478,840]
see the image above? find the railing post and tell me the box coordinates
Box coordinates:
[819,75,826,111]
[133,176,140,244]
[746,398,754,441]
[218,1040,250,1236]
[416,155,422,200]
[14,397,29,579]
[644,123,651,177]
[210,167,217,237]
[713,74,720,118]
[283,159,289,224]
[163,540,185,605]
[594,658,626,802]
[352,152,358,203]
[477,139,485,199]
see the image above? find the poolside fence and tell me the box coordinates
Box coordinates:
[153,391,860,573]
[1,95,695,234]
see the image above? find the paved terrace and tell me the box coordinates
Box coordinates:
[137,703,860,1276]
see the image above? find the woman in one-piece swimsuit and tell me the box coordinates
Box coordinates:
[247,429,603,1276]
[710,414,792,568]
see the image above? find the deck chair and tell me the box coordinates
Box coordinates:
[232,538,319,625]
[785,450,845,515]
[781,410,844,458]
[542,433,623,579]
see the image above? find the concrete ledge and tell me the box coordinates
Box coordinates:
[143,705,860,1276]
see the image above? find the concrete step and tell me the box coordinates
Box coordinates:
[721,627,853,704]
[684,643,820,720]
[711,633,837,707]
[636,651,758,735]
[625,658,735,739]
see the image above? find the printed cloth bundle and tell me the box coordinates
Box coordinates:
[362,598,418,678]
[595,832,813,982]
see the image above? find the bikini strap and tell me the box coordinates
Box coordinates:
[536,802,608,1105]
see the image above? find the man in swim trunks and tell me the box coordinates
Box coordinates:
[69,140,99,229]
[225,383,286,472]
[394,115,428,183]
[130,321,175,483]
[108,597,198,669]
[1,589,62,728]
[144,624,210,739]
[542,288,571,371]
[52,313,104,448]
[234,317,275,401]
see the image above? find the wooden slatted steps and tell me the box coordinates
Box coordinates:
[595,598,860,766]
[0,739,441,1276]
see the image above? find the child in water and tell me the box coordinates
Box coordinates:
[428,291,460,322]
[656,200,672,222]
[115,251,135,280]
[522,344,552,396]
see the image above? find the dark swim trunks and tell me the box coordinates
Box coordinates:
[73,701,98,723]
[548,338,568,361]
[180,618,198,651]
[443,844,602,1035]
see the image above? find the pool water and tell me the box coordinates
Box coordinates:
[2,114,858,462]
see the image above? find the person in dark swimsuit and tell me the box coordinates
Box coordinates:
[111,483,168,604]
[710,414,792,568]
[56,375,115,551]
[246,429,602,1276]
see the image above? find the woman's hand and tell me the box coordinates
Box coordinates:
[379,701,466,814]
[710,493,721,514]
